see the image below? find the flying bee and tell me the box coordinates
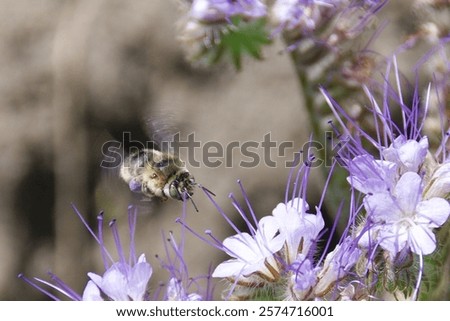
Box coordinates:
[103,117,212,211]
[119,147,196,204]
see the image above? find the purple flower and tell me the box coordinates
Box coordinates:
[289,254,318,293]
[272,197,324,264]
[346,154,398,194]
[361,172,450,255]
[83,253,152,301]
[323,53,450,257]
[157,228,213,301]
[270,0,387,40]
[20,206,153,301]
[314,237,361,296]
[211,215,285,282]
[166,278,203,301]
[190,0,267,22]
[270,0,333,33]
[20,203,214,301]
[382,136,429,174]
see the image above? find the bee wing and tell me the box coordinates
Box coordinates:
[145,114,181,155]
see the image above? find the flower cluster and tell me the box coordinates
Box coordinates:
[322,55,450,299]
[179,0,386,79]
[180,54,450,300]
[20,205,211,301]
[184,156,368,300]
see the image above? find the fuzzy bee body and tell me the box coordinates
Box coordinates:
[120,148,195,201]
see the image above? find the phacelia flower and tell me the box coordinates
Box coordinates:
[361,172,450,255]
[314,237,361,297]
[346,154,398,194]
[179,0,268,63]
[20,206,153,301]
[190,0,267,22]
[272,197,324,264]
[20,204,212,301]
[211,215,284,282]
[270,0,333,33]
[83,253,152,301]
[166,278,203,301]
[382,135,429,174]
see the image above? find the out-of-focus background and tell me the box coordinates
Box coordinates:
[0,0,428,300]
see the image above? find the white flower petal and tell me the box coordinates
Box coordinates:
[100,264,130,301]
[212,259,248,278]
[409,224,436,255]
[378,224,409,255]
[394,172,423,214]
[222,233,260,260]
[82,280,103,301]
[424,161,450,199]
[257,215,283,251]
[363,192,400,222]
[87,272,103,286]
[127,260,152,301]
[383,136,429,173]
[416,198,450,227]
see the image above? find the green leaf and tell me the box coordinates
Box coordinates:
[200,17,272,70]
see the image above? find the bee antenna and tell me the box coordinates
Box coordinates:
[199,184,216,197]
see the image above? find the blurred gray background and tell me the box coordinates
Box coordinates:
[0,0,429,300]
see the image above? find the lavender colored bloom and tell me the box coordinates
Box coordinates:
[166,278,203,301]
[211,215,284,281]
[20,206,153,301]
[270,0,333,32]
[382,136,429,174]
[314,237,361,296]
[157,228,212,301]
[190,0,267,22]
[361,172,450,255]
[271,0,386,39]
[346,154,398,194]
[21,203,214,301]
[272,197,324,264]
[289,254,318,292]
[83,253,152,301]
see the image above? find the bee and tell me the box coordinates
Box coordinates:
[103,117,211,211]
[119,147,196,204]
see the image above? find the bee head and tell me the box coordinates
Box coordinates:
[166,171,195,200]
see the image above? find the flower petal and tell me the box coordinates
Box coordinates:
[363,192,400,222]
[378,224,409,255]
[99,264,130,301]
[127,258,152,301]
[222,233,260,260]
[416,198,450,227]
[383,136,429,173]
[212,259,248,278]
[347,155,397,194]
[394,172,423,214]
[82,280,103,301]
[409,224,436,255]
